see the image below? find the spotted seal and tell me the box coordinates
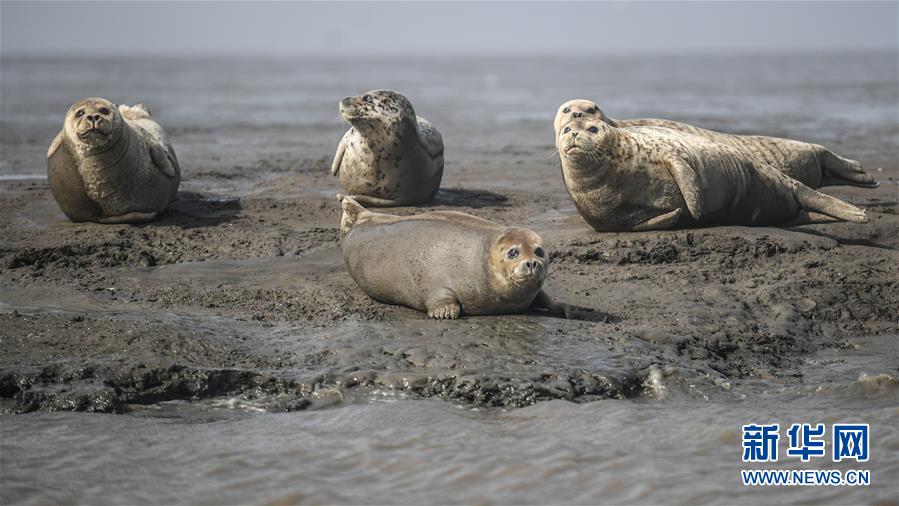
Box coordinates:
[555,99,878,189]
[332,90,443,206]
[554,112,868,232]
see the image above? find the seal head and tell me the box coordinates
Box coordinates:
[64,98,123,154]
[554,99,612,133]
[489,227,547,292]
[339,90,416,130]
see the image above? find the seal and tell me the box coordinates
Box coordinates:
[47,97,181,223]
[331,90,444,206]
[554,100,878,189]
[340,196,571,319]
[554,113,868,232]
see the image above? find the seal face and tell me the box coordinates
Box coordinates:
[339,197,559,319]
[554,107,868,232]
[554,99,879,189]
[47,97,181,223]
[331,90,444,207]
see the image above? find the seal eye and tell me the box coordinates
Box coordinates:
[75,110,85,118]
[563,127,571,134]
[98,107,110,115]
[534,247,545,258]
[507,248,519,260]
[362,95,373,103]
[588,126,599,133]
[563,107,570,113]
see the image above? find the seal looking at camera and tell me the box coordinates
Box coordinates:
[47,97,180,223]
[554,99,878,189]
[554,113,867,232]
[340,196,571,319]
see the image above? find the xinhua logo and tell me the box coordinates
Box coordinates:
[742,423,870,463]
[740,423,871,487]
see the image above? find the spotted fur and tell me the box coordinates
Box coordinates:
[555,100,878,189]
[554,110,867,232]
[332,90,444,206]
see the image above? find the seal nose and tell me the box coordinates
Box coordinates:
[525,259,541,272]
[571,131,578,138]
[572,111,584,118]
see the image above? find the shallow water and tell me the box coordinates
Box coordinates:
[3,336,898,505]
[1,53,898,504]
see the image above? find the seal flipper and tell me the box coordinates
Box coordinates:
[339,194,367,236]
[820,151,879,188]
[149,143,177,178]
[416,117,445,159]
[332,129,351,176]
[47,132,64,158]
[791,184,868,223]
[426,290,462,320]
[632,208,684,231]
[118,103,152,120]
[530,290,572,318]
[666,159,704,220]
[47,132,104,222]
[758,162,868,223]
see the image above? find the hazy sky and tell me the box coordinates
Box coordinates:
[2,1,896,57]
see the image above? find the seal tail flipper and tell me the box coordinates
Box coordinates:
[118,103,152,120]
[784,211,843,226]
[339,194,367,237]
[793,184,868,223]
[820,151,879,188]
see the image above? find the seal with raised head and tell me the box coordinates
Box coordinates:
[554,99,878,189]
[47,97,181,223]
[554,113,868,232]
[339,196,571,319]
[331,90,444,207]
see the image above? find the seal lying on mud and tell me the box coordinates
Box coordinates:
[47,97,181,223]
[340,196,571,319]
[554,114,868,232]
[332,90,444,207]
[554,99,878,189]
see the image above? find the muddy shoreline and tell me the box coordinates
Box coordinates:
[2,172,897,413]
[2,55,898,415]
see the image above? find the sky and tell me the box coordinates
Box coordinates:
[1,1,897,57]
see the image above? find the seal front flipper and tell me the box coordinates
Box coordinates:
[416,117,445,159]
[149,143,177,178]
[530,290,571,318]
[665,159,704,220]
[47,131,103,222]
[426,290,462,320]
[632,208,684,231]
[332,130,351,176]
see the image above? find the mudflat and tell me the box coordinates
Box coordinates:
[1,54,897,504]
